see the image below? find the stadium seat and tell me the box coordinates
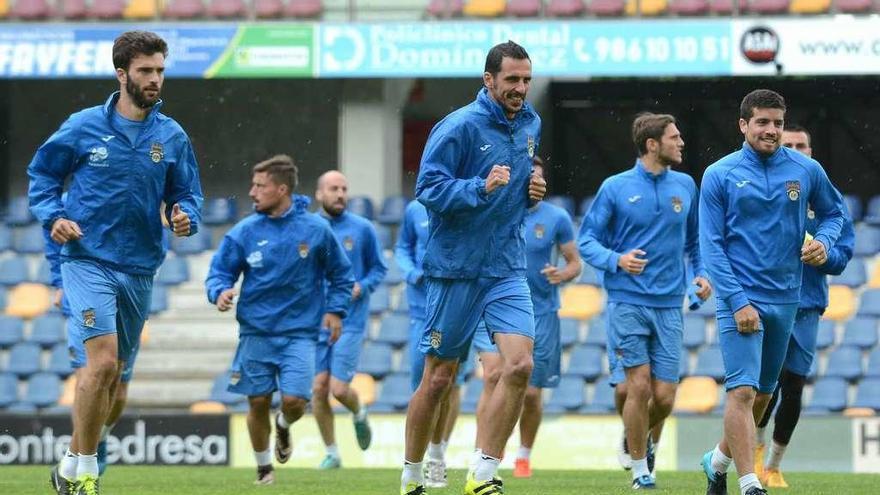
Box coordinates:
[384,258,404,285]
[163,0,205,18]
[546,196,576,218]
[11,0,53,19]
[683,315,706,350]
[816,319,836,350]
[0,286,5,311]
[156,256,190,285]
[395,291,409,314]
[35,259,53,286]
[284,0,323,17]
[463,0,506,16]
[7,342,42,378]
[5,283,51,319]
[869,263,880,289]
[824,285,856,322]
[824,346,863,381]
[0,0,8,17]
[171,228,212,255]
[23,372,61,408]
[689,294,716,318]
[853,377,880,410]
[189,401,227,414]
[60,0,88,18]
[545,376,586,412]
[833,258,867,288]
[747,0,790,13]
[578,264,600,286]
[0,373,18,408]
[459,376,483,413]
[788,0,829,13]
[844,194,863,222]
[426,0,463,15]
[253,0,283,17]
[507,0,541,15]
[584,319,607,348]
[338,373,376,407]
[4,196,34,226]
[679,352,690,378]
[694,345,725,381]
[375,314,410,348]
[123,0,159,18]
[858,289,880,318]
[589,0,625,14]
[346,196,374,221]
[560,318,580,348]
[29,314,66,348]
[854,225,880,257]
[47,343,74,377]
[208,0,247,17]
[375,372,412,411]
[625,0,667,15]
[709,0,747,13]
[201,198,238,225]
[90,0,125,18]
[377,196,408,225]
[357,342,394,378]
[674,376,718,413]
[565,345,604,381]
[150,286,168,314]
[842,317,878,350]
[0,225,11,252]
[209,371,246,405]
[667,0,709,14]
[13,224,44,254]
[863,195,880,225]
[865,348,880,378]
[0,316,24,348]
[369,285,390,314]
[582,377,615,413]
[559,285,603,320]
[375,224,393,250]
[805,377,848,412]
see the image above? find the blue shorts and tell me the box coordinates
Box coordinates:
[608,302,683,384]
[530,312,562,389]
[605,312,626,387]
[716,299,798,394]
[60,259,152,364]
[419,276,535,361]
[783,308,822,377]
[472,320,498,354]
[229,334,316,399]
[316,325,366,384]
[68,319,138,383]
[409,315,469,392]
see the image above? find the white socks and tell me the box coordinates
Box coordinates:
[711,445,733,474]
[427,442,444,461]
[739,473,762,494]
[440,441,449,456]
[59,449,78,480]
[766,441,787,470]
[76,453,98,478]
[326,444,340,459]
[401,461,424,487]
[473,453,501,482]
[254,448,272,467]
[276,412,291,429]
[469,449,483,472]
[516,446,531,460]
[355,407,367,422]
[632,457,650,479]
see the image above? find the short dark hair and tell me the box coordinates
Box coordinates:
[484,41,530,76]
[253,154,298,191]
[784,124,811,145]
[632,113,676,156]
[740,89,786,121]
[113,31,168,71]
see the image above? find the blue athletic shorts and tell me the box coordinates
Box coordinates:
[60,259,152,364]
[716,298,798,394]
[316,325,366,384]
[608,302,683,384]
[530,312,562,389]
[67,318,138,383]
[784,308,822,377]
[229,333,317,399]
[409,314,470,392]
[418,276,535,361]
[471,320,498,354]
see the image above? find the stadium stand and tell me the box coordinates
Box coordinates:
[858,288,880,317]
[375,313,410,347]
[866,348,880,379]
[558,284,603,320]
[4,196,34,226]
[545,376,586,412]
[694,345,725,381]
[625,0,668,15]
[559,318,580,348]
[582,377,615,413]
[13,224,45,254]
[682,314,706,350]
[816,319,836,350]
[824,285,856,321]
[674,376,718,414]
[565,344,604,381]
[123,0,159,17]
[824,346,863,382]
[357,342,395,378]
[7,342,42,378]
[377,195,408,225]
[833,257,867,287]
[347,196,375,220]
[29,314,66,348]
[60,0,88,18]
[588,0,625,16]
[209,0,248,17]
[374,372,412,411]
[47,343,74,377]
[5,283,51,319]
[507,0,541,16]
[0,373,18,408]
[837,0,875,13]
[852,377,880,410]
[22,372,62,408]
[91,0,126,18]
[201,197,238,225]
[583,319,608,348]
[805,377,848,412]
[171,227,212,255]
[163,0,206,18]
[546,195,576,218]
[0,256,29,286]
[667,0,709,14]
[0,225,11,252]
[0,316,24,348]
[369,285,391,314]
[156,256,191,286]
[842,317,878,350]
[285,0,324,17]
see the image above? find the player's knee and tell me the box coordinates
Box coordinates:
[780,370,806,400]
[483,366,503,389]
[281,395,307,417]
[248,395,272,413]
[313,379,330,399]
[652,392,675,417]
[728,385,757,405]
[425,364,455,398]
[87,355,119,385]
[330,381,350,401]
[503,355,534,387]
[524,387,542,408]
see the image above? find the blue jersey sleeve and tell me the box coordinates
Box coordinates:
[416,120,489,214]
[555,208,575,246]
[686,181,709,280]
[42,228,63,289]
[359,223,388,294]
[205,233,246,304]
[577,181,621,273]
[27,117,77,230]
[394,204,422,285]
[807,164,846,254]
[163,135,204,236]
[321,225,355,317]
[817,212,855,276]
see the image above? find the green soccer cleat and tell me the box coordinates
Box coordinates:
[464,473,504,495]
[318,454,342,469]
[401,481,425,495]
[353,410,372,450]
[74,474,100,495]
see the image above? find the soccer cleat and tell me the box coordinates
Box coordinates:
[274,413,292,464]
[763,468,789,488]
[631,474,656,489]
[744,488,768,495]
[646,437,656,475]
[96,441,108,476]
[401,481,425,495]
[254,464,275,485]
[50,466,75,495]
[464,473,504,495]
[74,474,100,495]
[513,458,532,478]
[354,410,372,450]
[701,450,728,495]
[753,444,766,480]
[618,433,633,470]
[424,458,448,488]
[318,454,342,469]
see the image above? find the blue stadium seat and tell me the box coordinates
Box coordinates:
[375,224,393,251]
[29,314,66,348]
[0,316,24,348]
[171,228,212,255]
[209,371,246,406]
[377,195,408,225]
[5,402,38,414]
[7,342,42,378]
[852,377,880,410]
[824,346,863,381]
[581,377,615,413]
[375,314,410,348]
[854,225,880,257]
[545,376,585,412]
[844,194,863,223]
[546,195,576,218]
[866,348,880,379]
[13,224,45,254]
[369,285,390,314]
[460,377,484,414]
[832,257,867,287]
[565,345,603,382]
[150,286,168,314]
[863,195,880,225]
[357,342,394,379]
[578,195,596,217]
[384,258,404,285]
[0,373,18,408]
[35,259,54,286]
[689,295,717,318]
[807,357,819,383]
[23,372,61,408]
[201,197,238,225]
[0,224,11,252]
[47,344,74,377]
[155,256,190,285]
[694,345,725,381]
[5,196,34,226]
[0,286,6,312]
[578,264,601,286]
[584,319,607,348]
[0,256,30,286]
[842,317,878,349]
[347,196,375,221]
[395,291,409,314]
[816,320,836,350]
[683,315,706,350]
[560,318,580,348]
[858,289,880,318]
[375,372,412,411]
[805,377,848,412]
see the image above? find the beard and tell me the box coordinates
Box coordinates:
[323,200,345,217]
[126,76,160,109]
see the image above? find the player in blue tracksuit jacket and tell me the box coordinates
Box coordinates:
[754,126,855,488]
[312,170,387,468]
[399,42,547,495]
[29,31,203,495]
[206,156,353,485]
[699,90,846,495]
[579,113,711,489]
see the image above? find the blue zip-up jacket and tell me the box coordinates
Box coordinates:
[579,161,707,308]
[28,92,203,276]
[699,143,846,312]
[416,87,542,279]
[525,202,575,315]
[325,211,388,330]
[394,200,430,318]
[800,202,855,311]
[205,196,354,336]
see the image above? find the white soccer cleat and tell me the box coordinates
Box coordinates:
[424,458,448,488]
[617,433,633,470]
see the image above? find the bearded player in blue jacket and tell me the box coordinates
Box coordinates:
[399,41,546,495]
[29,31,203,495]
[206,155,354,485]
[699,90,846,495]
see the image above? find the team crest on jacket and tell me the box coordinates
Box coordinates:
[82,309,96,328]
[149,142,164,163]
[534,223,545,239]
[298,242,309,258]
[527,135,535,158]
[343,236,354,251]
[671,196,683,213]
[430,329,442,349]
[786,181,801,201]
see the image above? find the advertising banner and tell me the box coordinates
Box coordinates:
[853,418,880,473]
[205,24,314,78]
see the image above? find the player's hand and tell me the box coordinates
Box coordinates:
[485,165,511,194]
[323,313,343,343]
[352,282,363,301]
[53,289,63,309]
[216,288,236,312]
[617,249,648,275]
[50,218,83,244]
[541,264,565,285]
[694,277,713,300]
[801,239,827,267]
[529,173,547,202]
[171,204,191,237]
[734,304,760,334]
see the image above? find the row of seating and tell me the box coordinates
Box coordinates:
[0,0,323,20]
[0,372,65,410]
[0,342,73,378]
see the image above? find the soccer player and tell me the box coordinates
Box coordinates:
[753,126,854,488]
[28,30,202,495]
[312,170,387,468]
[399,40,546,495]
[206,155,354,485]
[699,90,846,495]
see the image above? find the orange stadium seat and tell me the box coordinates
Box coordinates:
[59,376,77,407]
[331,373,376,408]
[0,0,9,17]
[674,376,719,413]
[463,0,506,17]
[124,0,159,18]
[140,321,150,345]
[4,283,51,319]
[843,407,875,417]
[625,0,668,15]
[558,285,604,320]
[789,0,829,12]
[189,401,228,414]
[823,285,856,322]
[868,262,880,288]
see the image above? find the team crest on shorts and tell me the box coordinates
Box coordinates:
[229,371,241,386]
[527,136,535,158]
[786,180,801,201]
[430,329,442,349]
[343,236,354,251]
[671,196,683,213]
[534,223,545,239]
[149,142,164,163]
[298,242,310,258]
[82,309,96,328]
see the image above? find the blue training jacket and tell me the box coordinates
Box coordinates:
[394,200,430,318]
[325,211,388,330]
[415,87,542,279]
[699,143,846,312]
[205,196,354,336]
[800,202,855,311]
[525,202,575,315]
[28,92,203,276]
[579,160,707,308]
